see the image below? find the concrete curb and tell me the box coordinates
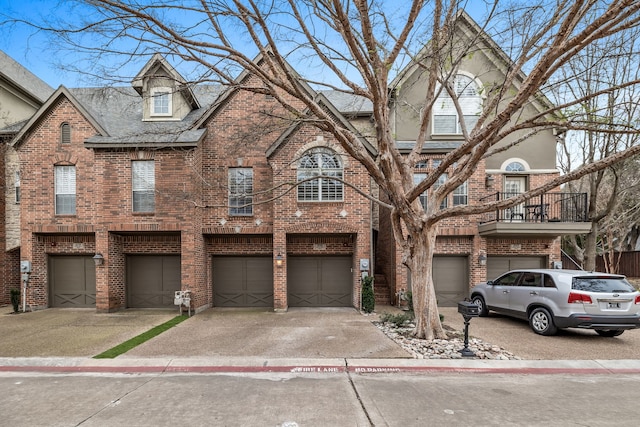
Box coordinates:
[2,357,640,375]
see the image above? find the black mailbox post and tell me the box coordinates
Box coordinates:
[457,301,480,357]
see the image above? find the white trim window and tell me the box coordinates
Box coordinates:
[453,181,468,206]
[132,160,155,212]
[413,173,428,209]
[229,168,253,216]
[414,173,449,210]
[55,165,76,215]
[433,74,482,135]
[297,148,343,202]
[150,87,172,116]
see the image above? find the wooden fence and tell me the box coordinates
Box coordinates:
[562,251,640,277]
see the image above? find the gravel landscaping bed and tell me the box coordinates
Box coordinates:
[373,317,522,360]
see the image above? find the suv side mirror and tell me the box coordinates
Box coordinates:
[487,280,494,286]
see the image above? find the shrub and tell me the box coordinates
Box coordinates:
[10,289,20,313]
[362,275,375,313]
[380,311,414,327]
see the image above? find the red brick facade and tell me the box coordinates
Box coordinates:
[7,55,563,313]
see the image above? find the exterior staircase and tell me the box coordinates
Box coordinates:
[374,274,392,306]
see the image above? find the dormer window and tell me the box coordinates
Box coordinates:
[150,87,172,117]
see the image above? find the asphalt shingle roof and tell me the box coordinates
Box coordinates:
[74,85,223,145]
[0,50,54,103]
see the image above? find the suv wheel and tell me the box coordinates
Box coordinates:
[471,295,489,317]
[529,307,558,336]
[595,330,624,337]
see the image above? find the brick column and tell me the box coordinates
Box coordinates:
[273,231,287,311]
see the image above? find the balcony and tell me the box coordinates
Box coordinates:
[478,192,592,237]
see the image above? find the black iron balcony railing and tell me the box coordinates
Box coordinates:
[479,192,588,223]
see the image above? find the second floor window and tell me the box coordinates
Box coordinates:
[453,181,468,206]
[413,173,452,210]
[55,165,76,215]
[132,160,155,212]
[297,148,343,202]
[433,74,482,135]
[229,168,253,216]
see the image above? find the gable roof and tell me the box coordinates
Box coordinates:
[390,10,555,115]
[10,85,222,148]
[0,50,54,104]
[266,91,377,158]
[132,53,200,109]
[10,85,108,147]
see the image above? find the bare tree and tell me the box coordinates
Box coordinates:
[8,0,640,339]
[557,20,640,271]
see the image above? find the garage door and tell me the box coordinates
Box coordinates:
[49,256,96,307]
[213,257,273,307]
[487,256,546,281]
[408,256,469,307]
[127,255,181,308]
[433,256,469,307]
[288,257,352,307]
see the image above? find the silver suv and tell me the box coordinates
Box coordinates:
[470,269,640,336]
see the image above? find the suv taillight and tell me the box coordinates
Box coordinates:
[568,292,593,304]
[635,295,640,305]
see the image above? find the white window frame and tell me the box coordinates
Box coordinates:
[132,160,155,212]
[297,148,344,202]
[55,165,76,215]
[229,168,253,216]
[453,181,468,206]
[150,87,172,117]
[433,74,482,135]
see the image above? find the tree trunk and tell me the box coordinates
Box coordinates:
[408,226,447,340]
[583,222,598,272]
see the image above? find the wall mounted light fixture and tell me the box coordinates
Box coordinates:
[478,253,487,266]
[485,175,495,188]
[275,253,283,267]
[93,253,105,266]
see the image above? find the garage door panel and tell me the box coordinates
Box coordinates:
[213,257,273,307]
[288,257,352,307]
[487,256,546,281]
[127,255,181,308]
[433,256,468,307]
[50,256,96,307]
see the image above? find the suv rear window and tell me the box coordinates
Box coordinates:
[571,276,635,293]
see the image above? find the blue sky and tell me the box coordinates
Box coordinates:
[1,0,490,89]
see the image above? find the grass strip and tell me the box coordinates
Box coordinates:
[93,315,189,359]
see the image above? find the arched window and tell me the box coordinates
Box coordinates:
[60,122,71,144]
[505,161,526,172]
[297,147,343,201]
[433,74,482,134]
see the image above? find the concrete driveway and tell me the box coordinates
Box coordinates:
[439,306,640,360]
[1,305,639,360]
[122,307,410,359]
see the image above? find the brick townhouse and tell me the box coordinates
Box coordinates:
[2,12,590,311]
[0,51,54,305]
